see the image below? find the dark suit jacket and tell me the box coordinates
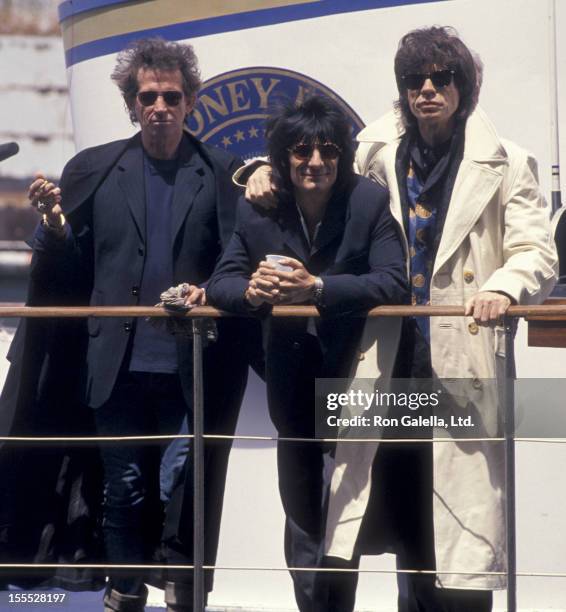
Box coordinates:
[0,131,261,590]
[207,175,407,428]
[35,131,255,408]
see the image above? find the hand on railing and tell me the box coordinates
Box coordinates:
[464,291,512,325]
[149,283,208,336]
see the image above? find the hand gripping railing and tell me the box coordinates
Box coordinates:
[2,303,566,611]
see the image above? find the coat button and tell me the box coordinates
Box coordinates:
[124,322,132,332]
[464,270,475,283]
[468,322,479,335]
[131,286,139,296]
[138,247,144,256]
[472,378,482,389]
[292,341,301,350]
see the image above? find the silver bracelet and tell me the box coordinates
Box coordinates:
[41,213,66,234]
[313,276,324,305]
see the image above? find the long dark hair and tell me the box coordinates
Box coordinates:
[265,95,356,203]
[394,26,482,131]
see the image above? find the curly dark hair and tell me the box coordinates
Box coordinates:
[111,37,201,124]
[265,95,356,204]
[394,26,482,130]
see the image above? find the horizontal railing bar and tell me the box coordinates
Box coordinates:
[1,304,566,318]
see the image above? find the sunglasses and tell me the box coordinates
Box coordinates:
[401,69,456,91]
[137,90,184,107]
[288,142,342,160]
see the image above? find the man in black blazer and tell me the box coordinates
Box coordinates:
[12,38,259,612]
[207,96,407,611]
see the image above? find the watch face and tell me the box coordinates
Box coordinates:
[313,277,324,305]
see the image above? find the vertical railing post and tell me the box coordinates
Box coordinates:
[504,317,517,612]
[192,318,205,611]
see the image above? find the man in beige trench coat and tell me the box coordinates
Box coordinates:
[322,26,558,611]
[243,25,558,612]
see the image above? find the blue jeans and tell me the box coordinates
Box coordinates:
[94,371,190,596]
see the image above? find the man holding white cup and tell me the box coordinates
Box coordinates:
[207,95,407,611]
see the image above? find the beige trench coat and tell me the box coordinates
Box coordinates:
[325,107,558,590]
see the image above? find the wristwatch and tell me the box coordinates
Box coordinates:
[313,276,324,306]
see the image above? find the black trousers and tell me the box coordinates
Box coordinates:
[165,328,250,595]
[267,334,327,612]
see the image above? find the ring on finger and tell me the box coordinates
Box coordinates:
[37,200,52,213]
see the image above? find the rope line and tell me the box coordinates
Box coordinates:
[1,435,565,443]
[0,564,565,578]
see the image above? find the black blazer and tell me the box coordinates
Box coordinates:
[0,131,261,590]
[207,175,408,416]
[29,131,257,409]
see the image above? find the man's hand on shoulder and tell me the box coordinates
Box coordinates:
[465,291,513,325]
[245,164,278,209]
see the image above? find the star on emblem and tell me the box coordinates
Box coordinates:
[234,130,245,142]
[248,126,259,138]
[221,136,232,148]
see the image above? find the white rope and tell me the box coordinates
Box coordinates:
[2,434,566,443]
[0,563,565,578]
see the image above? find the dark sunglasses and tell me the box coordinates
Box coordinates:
[288,142,342,160]
[401,69,456,91]
[137,90,184,107]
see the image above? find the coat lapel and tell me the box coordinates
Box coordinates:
[171,139,204,245]
[385,146,409,258]
[314,191,348,254]
[433,109,508,275]
[433,160,505,274]
[117,143,145,242]
[279,206,310,262]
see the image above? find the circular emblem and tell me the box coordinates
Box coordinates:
[186,67,365,161]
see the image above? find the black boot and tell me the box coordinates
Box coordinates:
[103,585,148,612]
[164,581,208,612]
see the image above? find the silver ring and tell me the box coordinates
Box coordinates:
[37,200,51,213]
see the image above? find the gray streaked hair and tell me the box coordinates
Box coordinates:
[111,37,201,124]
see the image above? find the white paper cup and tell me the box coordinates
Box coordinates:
[266,254,293,272]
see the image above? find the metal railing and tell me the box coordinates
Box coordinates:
[1,304,566,611]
